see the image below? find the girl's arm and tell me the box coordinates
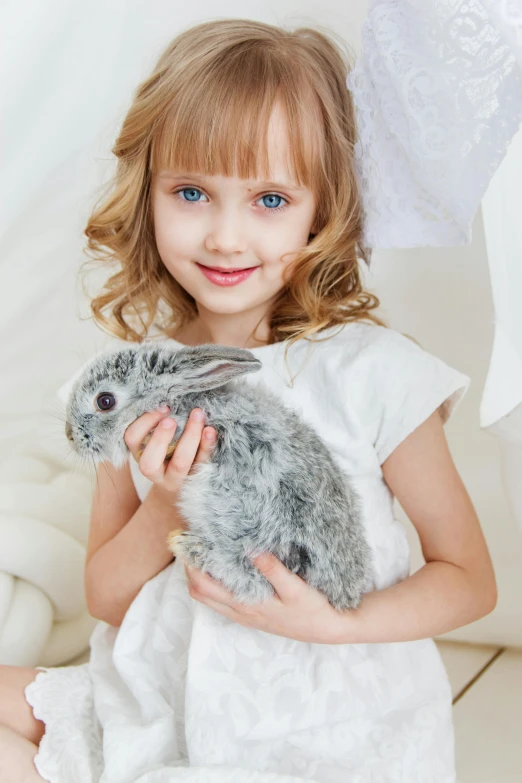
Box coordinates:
[334,409,498,644]
[85,407,217,628]
[85,482,182,628]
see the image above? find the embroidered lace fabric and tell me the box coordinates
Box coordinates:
[348,0,522,248]
[24,666,305,783]
[25,664,104,782]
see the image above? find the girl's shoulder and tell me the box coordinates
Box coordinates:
[311,321,471,466]
[306,320,424,366]
[313,320,460,376]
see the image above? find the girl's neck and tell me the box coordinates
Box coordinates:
[169,318,271,349]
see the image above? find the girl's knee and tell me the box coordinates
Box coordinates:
[0,723,47,782]
[0,665,46,747]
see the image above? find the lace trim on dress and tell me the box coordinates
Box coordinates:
[24,665,103,783]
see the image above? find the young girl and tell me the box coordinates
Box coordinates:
[1,17,497,783]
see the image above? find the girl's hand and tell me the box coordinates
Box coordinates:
[124,406,217,504]
[184,553,346,645]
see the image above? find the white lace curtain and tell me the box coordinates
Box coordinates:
[348,0,522,437]
[348,0,522,249]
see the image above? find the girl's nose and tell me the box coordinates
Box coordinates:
[204,212,248,255]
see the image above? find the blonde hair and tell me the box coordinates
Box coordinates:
[82,18,386,353]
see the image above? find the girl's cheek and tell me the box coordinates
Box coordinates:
[155,215,199,255]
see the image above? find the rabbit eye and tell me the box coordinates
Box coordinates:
[96,392,116,411]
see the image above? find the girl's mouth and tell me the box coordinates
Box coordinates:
[195,262,259,287]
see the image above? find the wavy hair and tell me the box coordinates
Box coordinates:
[82,18,386,356]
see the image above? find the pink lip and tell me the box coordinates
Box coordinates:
[196,262,258,286]
[205,265,250,273]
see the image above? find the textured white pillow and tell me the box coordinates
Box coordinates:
[0,454,97,666]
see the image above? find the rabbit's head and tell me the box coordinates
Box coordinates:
[64,341,262,467]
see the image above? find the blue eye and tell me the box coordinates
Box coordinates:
[259,194,287,211]
[173,187,288,212]
[176,188,206,202]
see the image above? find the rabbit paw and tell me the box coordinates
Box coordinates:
[167,529,208,569]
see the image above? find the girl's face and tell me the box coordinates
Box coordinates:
[151,101,317,340]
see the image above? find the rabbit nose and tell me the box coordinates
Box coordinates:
[65,421,73,441]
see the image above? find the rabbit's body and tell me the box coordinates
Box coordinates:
[167,381,372,609]
[65,341,373,611]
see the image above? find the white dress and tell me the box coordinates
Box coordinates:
[25,322,470,783]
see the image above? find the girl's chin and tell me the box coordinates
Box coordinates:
[195,296,262,313]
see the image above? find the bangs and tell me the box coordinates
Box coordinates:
[149,46,324,188]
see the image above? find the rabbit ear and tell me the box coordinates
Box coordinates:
[144,343,262,392]
[178,345,262,391]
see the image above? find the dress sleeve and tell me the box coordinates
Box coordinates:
[347,0,522,249]
[362,330,471,465]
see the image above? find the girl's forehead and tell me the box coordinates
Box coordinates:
[151,93,321,192]
[157,169,308,192]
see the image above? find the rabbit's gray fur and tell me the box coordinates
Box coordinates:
[65,341,373,610]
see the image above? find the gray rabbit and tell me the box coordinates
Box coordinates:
[64,341,373,610]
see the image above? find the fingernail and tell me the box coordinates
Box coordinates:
[193,409,205,421]
[157,404,170,413]
[161,418,175,429]
[205,429,216,441]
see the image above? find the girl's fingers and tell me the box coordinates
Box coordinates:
[124,406,217,490]
[165,409,211,479]
[136,417,179,482]
[124,408,172,463]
